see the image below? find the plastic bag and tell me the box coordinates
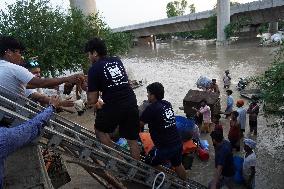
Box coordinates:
[196,76,212,89]
[199,139,209,151]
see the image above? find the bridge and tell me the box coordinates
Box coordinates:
[112,0,284,43]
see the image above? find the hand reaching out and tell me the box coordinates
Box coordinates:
[49,96,61,109]
[59,97,74,107]
[66,74,84,85]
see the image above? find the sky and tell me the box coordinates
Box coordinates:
[1,0,257,28]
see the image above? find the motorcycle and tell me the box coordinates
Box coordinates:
[236,78,249,91]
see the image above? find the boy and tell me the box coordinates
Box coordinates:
[193,100,211,133]
[140,82,186,180]
[210,79,220,94]
[213,114,223,135]
[247,97,259,136]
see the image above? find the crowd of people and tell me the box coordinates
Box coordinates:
[0,35,258,189]
[193,70,258,189]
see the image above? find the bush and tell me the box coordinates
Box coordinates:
[224,17,251,39]
[0,0,132,76]
[252,45,284,116]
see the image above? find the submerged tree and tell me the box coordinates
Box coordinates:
[0,0,132,76]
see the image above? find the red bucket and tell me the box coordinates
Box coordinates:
[197,148,209,161]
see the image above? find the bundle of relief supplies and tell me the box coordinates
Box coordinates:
[196,76,212,89]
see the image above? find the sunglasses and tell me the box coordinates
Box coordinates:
[25,59,40,69]
[29,60,39,67]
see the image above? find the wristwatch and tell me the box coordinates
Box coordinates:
[50,104,56,111]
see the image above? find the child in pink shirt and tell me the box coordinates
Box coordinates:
[193,99,211,133]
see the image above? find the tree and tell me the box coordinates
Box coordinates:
[166,0,189,17]
[189,4,196,14]
[0,0,132,76]
[224,16,251,38]
[193,15,217,39]
[253,45,284,117]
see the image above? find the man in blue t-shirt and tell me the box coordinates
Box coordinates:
[0,96,60,188]
[85,38,140,160]
[209,131,235,189]
[225,90,234,118]
[140,82,186,180]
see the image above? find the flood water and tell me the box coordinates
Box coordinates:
[123,39,284,189]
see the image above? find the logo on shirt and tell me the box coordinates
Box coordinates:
[162,106,175,128]
[104,61,128,87]
[108,65,122,78]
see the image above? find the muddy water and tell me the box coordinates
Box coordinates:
[122,39,284,189]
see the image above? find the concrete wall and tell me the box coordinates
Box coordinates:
[113,0,284,37]
[69,0,97,16]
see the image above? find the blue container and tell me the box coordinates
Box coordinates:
[233,156,244,184]
[175,116,195,141]
[116,138,129,150]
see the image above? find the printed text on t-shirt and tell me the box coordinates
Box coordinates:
[103,61,128,88]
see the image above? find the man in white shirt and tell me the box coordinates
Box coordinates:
[223,70,231,89]
[243,139,256,189]
[0,36,81,96]
[236,99,247,137]
[24,58,74,108]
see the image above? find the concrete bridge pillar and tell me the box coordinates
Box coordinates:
[69,0,97,16]
[268,22,279,34]
[137,36,156,47]
[216,0,230,46]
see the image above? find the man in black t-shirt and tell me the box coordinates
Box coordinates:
[209,131,235,189]
[140,82,187,180]
[85,38,140,160]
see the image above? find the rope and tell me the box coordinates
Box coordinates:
[152,172,165,189]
